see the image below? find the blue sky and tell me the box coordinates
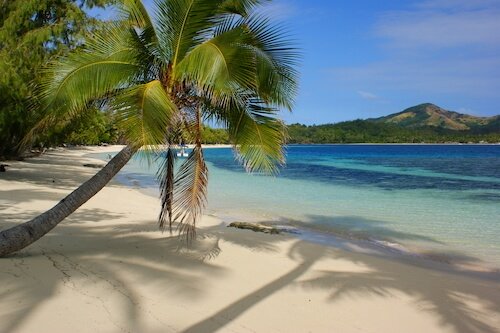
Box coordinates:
[92,0,500,124]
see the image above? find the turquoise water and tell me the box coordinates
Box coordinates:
[95,145,500,268]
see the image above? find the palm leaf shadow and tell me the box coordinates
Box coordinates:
[0,209,229,333]
[182,215,500,333]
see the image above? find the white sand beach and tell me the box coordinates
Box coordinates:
[1,146,499,333]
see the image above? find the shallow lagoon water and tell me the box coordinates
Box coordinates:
[95,144,500,268]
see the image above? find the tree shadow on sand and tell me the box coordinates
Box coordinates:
[1,176,499,333]
[0,152,122,190]
[1,221,219,332]
[0,189,72,203]
[0,198,289,333]
[182,214,500,333]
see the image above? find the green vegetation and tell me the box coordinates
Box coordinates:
[45,108,119,146]
[287,121,500,144]
[201,126,229,144]
[288,104,500,144]
[0,0,114,158]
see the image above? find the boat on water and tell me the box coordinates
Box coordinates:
[176,146,189,157]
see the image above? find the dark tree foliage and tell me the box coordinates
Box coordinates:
[201,126,229,144]
[287,121,500,144]
[0,0,114,158]
[44,108,119,146]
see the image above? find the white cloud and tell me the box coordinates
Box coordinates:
[358,91,379,100]
[415,0,500,10]
[331,57,500,97]
[375,5,500,50]
[255,1,299,21]
[254,0,324,24]
[457,107,477,114]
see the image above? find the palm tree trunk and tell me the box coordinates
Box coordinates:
[0,145,138,257]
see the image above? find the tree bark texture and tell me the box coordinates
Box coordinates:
[0,145,137,257]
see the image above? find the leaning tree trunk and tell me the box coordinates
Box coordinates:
[0,145,138,257]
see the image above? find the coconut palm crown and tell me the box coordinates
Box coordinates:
[38,0,299,238]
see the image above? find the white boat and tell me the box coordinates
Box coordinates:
[176,147,189,157]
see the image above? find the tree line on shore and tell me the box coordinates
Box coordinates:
[173,120,500,145]
[286,121,500,144]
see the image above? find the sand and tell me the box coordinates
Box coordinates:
[1,146,499,333]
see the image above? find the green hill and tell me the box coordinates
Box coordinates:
[287,104,500,144]
[369,103,499,132]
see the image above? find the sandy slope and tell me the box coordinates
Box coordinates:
[0,146,499,333]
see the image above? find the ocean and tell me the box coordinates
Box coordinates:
[95,144,500,269]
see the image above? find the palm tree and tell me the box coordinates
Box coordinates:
[0,0,298,256]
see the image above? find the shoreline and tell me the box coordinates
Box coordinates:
[125,179,500,277]
[90,147,500,275]
[1,146,499,332]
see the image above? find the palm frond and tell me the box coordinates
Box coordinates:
[38,23,145,120]
[118,0,155,30]
[155,0,220,68]
[158,147,176,232]
[177,13,299,113]
[200,87,287,175]
[228,102,287,174]
[175,25,257,92]
[172,144,208,240]
[244,15,300,110]
[40,59,139,115]
[154,0,261,70]
[218,0,267,17]
[112,80,177,149]
[119,0,160,69]
[208,14,300,109]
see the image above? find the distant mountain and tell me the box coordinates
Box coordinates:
[287,103,500,144]
[369,103,499,132]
